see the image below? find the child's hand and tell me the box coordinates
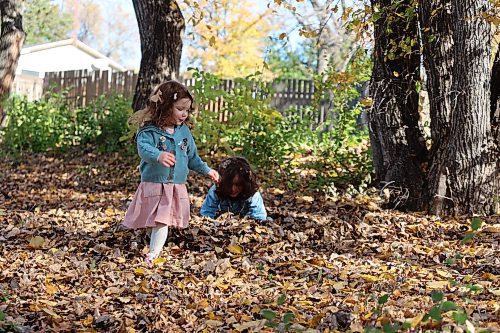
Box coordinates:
[158,152,176,167]
[207,169,220,183]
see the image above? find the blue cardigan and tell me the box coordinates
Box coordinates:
[137,124,210,183]
[200,185,267,221]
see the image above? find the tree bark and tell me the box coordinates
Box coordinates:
[491,48,500,146]
[368,0,428,210]
[132,0,184,111]
[438,0,498,215]
[0,0,25,123]
[419,0,455,214]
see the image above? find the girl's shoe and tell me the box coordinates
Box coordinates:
[144,253,156,267]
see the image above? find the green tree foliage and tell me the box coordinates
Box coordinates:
[23,0,72,46]
[264,44,312,80]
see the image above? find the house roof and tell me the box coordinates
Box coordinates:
[21,38,127,72]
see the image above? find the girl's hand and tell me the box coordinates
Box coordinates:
[158,152,176,167]
[207,169,220,183]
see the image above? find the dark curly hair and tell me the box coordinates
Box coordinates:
[216,157,259,201]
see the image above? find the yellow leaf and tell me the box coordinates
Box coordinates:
[42,307,61,319]
[298,195,314,203]
[134,268,145,276]
[255,226,267,234]
[45,283,58,295]
[490,289,500,296]
[436,269,452,278]
[359,274,379,282]
[360,97,373,107]
[39,299,58,306]
[88,195,97,202]
[393,71,399,77]
[28,236,45,249]
[410,313,425,328]
[227,244,243,254]
[279,32,287,40]
[105,208,114,216]
[213,281,230,290]
[481,273,496,281]
[153,257,166,265]
[233,320,263,331]
[426,280,448,289]
[118,297,131,303]
[82,314,93,326]
[484,224,500,233]
[209,36,216,47]
[363,312,373,320]
[206,320,223,327]
[465,320,475,333]
[138,280,149,293]
[272,188,285,195]
[104,287,121,295]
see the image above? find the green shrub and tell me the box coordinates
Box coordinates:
[188,57,373,191]
[190,68,293,168]
[0,93,132,156]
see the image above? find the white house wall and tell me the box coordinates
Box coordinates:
[16,45,115,77]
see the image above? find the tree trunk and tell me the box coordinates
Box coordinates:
[132,0,184,111]
[0,0,25,123]
[368,0,428,210]
[419,0,455,214]
[437,0,498,215]
[491,48,499,146]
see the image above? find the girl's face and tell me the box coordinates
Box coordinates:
[168,97,191,125]
[230,175,244,198]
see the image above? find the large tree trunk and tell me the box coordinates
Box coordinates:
[491,48,500,146]
[368,0,428,210]
[419,0,455,214]
[132,0,184,111]
[436,0,498,215]
[0,0,25,123]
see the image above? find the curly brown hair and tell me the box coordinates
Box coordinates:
[129,80,195,128]
[216,157,259,201]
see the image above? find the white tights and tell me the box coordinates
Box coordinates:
[147,223,169,260]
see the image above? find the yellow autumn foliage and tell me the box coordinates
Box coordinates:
[183,0,280,78]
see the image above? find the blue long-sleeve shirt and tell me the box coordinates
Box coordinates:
[137,124,210,183]
[200,185,267,221]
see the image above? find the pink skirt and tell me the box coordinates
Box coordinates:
[123,182,190,229]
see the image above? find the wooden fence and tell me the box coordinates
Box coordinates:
[42,70,354,126]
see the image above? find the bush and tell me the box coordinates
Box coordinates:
[190,68,294,168]
[189,50,373,191]
[0,93,132,156]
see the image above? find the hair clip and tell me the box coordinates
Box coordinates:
[221,159,231,169]
[150,89,163,103]
[173,93,178,101]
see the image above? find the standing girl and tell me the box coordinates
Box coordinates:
[124,80,219,264]
[200,157,267,221]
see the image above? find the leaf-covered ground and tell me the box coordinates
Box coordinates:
[0,152,498,332]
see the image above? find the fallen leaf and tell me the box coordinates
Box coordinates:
[227,244,243,255]
[28,236,46,249]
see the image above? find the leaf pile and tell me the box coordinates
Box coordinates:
[0,152,498,332]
